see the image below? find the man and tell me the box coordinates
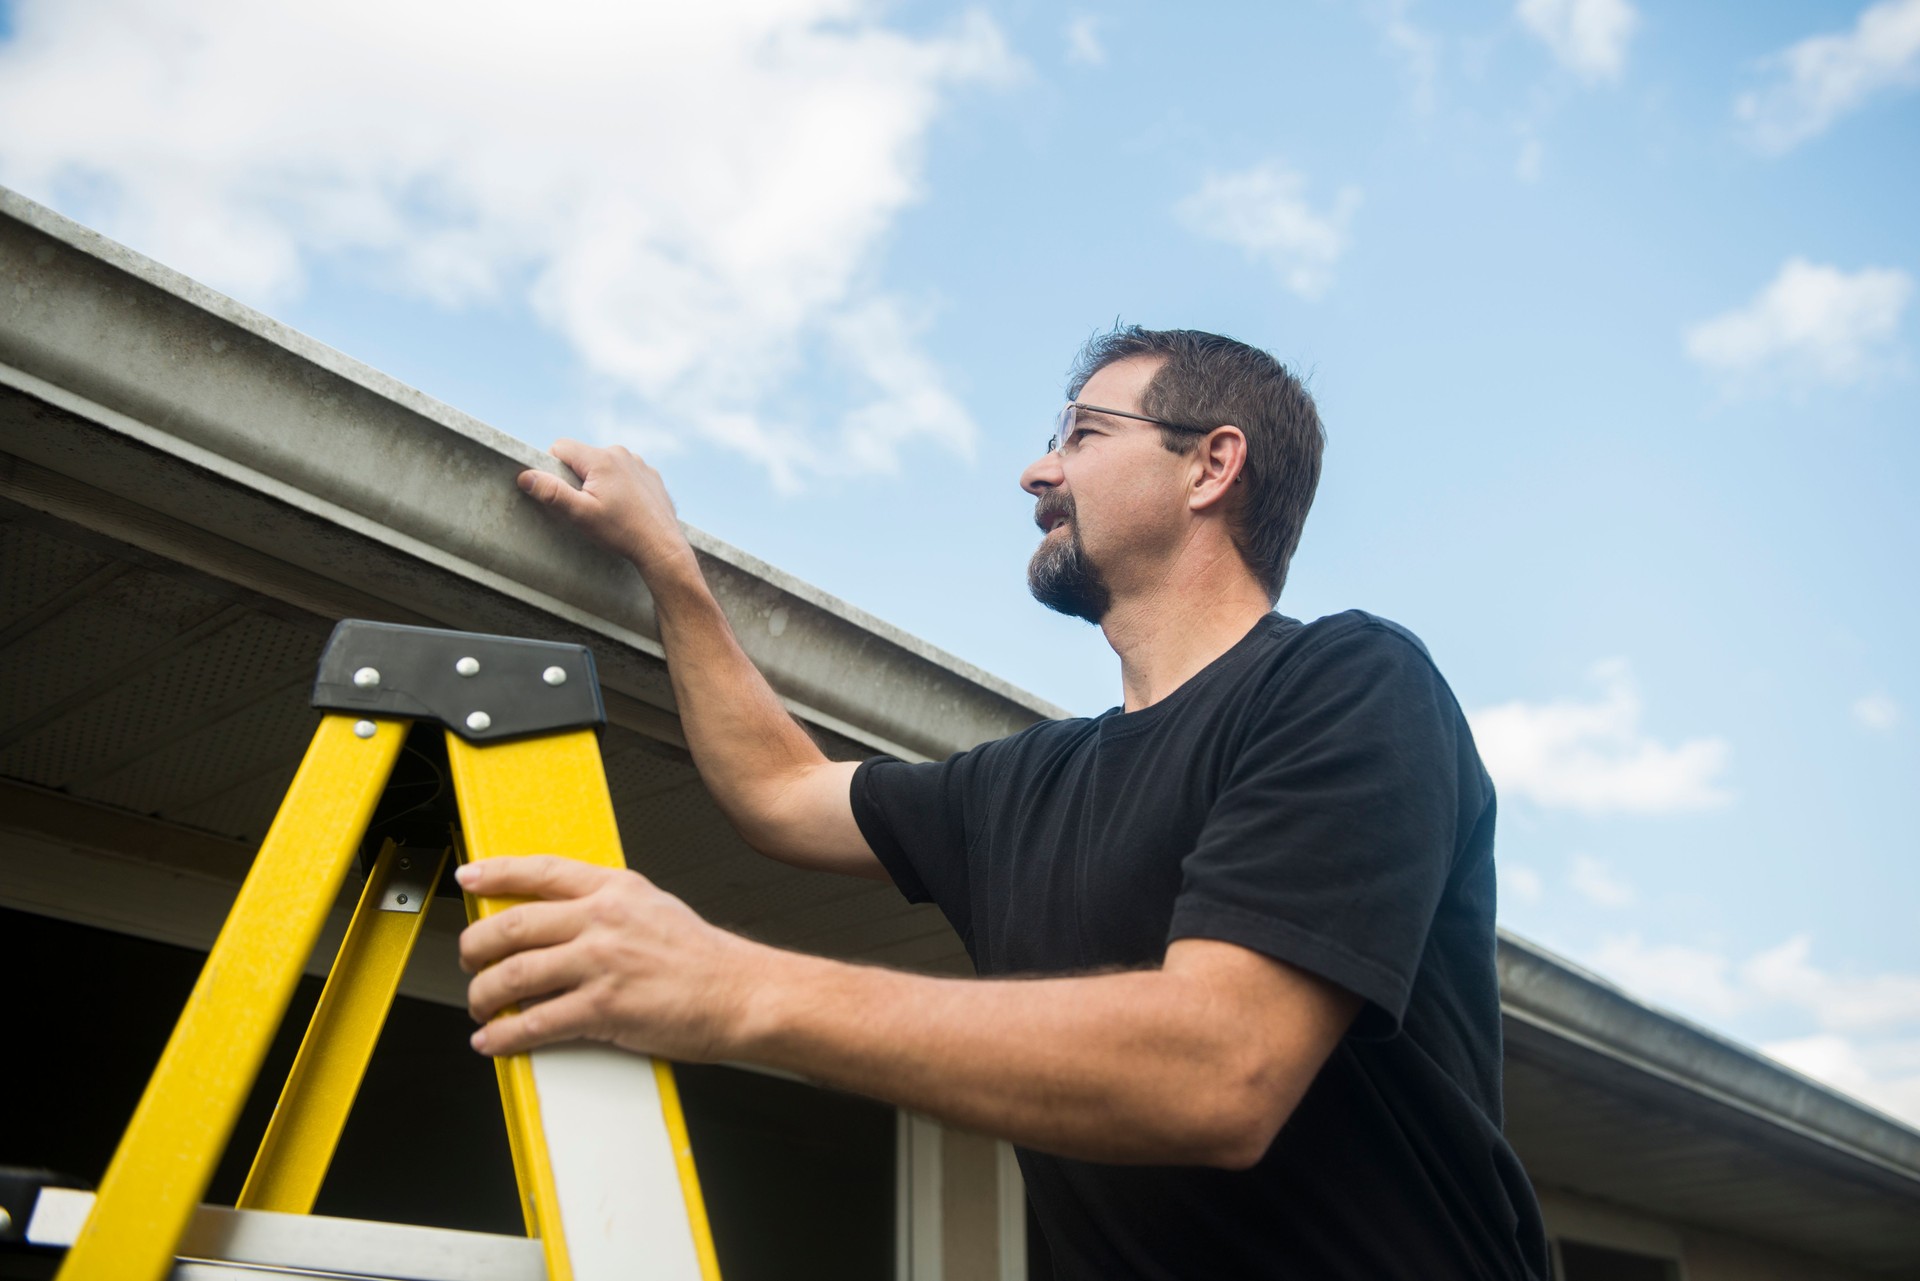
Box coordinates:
[456,327,1549,1279]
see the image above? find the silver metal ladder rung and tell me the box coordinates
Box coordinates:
[25,1186,545,1281]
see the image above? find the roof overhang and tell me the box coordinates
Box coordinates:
[1501,931,1920,1273]
[3,183,1051,985]
[0,187,1062,769]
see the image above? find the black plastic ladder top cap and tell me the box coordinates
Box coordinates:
[310,620,605,743]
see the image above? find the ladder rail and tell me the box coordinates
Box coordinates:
[449,727,722,1281]
[56,714,408,1281]
[238,838,452,1213]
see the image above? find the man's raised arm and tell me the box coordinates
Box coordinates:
[519,439,882,880]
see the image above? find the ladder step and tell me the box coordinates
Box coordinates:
[26,1187,544,1281]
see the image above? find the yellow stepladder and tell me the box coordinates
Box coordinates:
[47,620,722,1281]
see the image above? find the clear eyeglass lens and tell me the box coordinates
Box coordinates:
[1048,403,1077,455]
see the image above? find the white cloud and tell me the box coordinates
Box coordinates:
[1736,0,1920,153]
[1468,659,1733,815]
[1501,863,1545,905]
[1515,0,1639,84]
[1853,691,1901,730]
[1762,1033,1920,1124]
[826,296,981,479]
[1744,935,1920,1032]
[1598,934,1920,1032]
[0,0,1016,489]
[1684,259,1912,390]
[1362,0,1441,114]
[1064,15,1105,67]
[1515,136,1546,183]
[1592,936,1745,1020]
[1593,933,1920,1125]
[1174,163,1362,301]
[1570,854,1635,908]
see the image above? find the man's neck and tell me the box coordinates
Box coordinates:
[1100,544,1274,713]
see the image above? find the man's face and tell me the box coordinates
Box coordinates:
[1020,355,1191,624]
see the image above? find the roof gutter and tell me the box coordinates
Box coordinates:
[0,186,1063,764]
[1499,929,1920,1192]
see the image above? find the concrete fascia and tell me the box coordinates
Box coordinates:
[0,186,1063,763]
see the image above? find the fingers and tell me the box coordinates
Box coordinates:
[472,990,602,1056]
[519,438,613,511]
[518,437,693,576]
[541,437,654,498]
[546,436,596,475]
[459,897,587,975]
[516,467,561,502]
[517,467,593,517]
[457,862,752,1063]
[466,936,591,1025]
[457,854,618,901]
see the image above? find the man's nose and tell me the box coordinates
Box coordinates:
[1020,449,1062,497]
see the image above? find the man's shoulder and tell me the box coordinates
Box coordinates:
[966,610,1454,755]
[949,707,1102,770]
[1233,610,1480,754]
[1252,608,1444,682]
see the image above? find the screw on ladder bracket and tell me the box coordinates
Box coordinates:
[312,620,606,742]
[380,849,438,915]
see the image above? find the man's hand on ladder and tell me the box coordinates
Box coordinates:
[457,856,768,1062]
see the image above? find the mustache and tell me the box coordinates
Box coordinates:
[1033,490,1075,532]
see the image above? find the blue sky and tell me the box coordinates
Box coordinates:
[2,0,1915,1122]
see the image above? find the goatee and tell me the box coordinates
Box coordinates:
[1027,492,1111,624]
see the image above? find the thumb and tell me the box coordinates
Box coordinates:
[518,468,589,514]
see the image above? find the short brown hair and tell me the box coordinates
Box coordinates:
[1068,326,1324,601]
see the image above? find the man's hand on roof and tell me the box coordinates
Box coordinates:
[516,439,886,883]
[519,439,695,578]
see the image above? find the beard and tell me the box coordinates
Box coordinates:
[1027,492,1111,624]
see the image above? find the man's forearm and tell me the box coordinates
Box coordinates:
[641,549,831,844]
[458,862,1359,1168]
[518,442,856,862]
[730,939,1341,1168]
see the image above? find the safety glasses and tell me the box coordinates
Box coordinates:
[1047,402,1212,454]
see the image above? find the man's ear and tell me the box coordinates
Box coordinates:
[1189,426,1248,514]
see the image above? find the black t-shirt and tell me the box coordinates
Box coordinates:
[849,611,1548,1281]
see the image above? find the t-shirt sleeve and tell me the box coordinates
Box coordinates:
[1167,622,1479,1038]
[850,745,994,947]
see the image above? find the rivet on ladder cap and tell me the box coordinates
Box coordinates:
[396,894,409,906]
[353,720,377,739]
[543,666,568,686]
[456,656,480,676]
[353,667,381,689]
[466,711,492,732]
